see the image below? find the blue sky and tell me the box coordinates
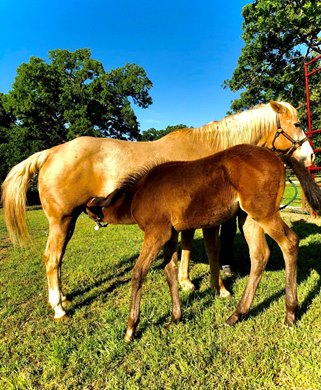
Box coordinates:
[0,0,249,131]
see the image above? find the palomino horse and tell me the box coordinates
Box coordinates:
[1,101,314,320]
[87,144,321,341]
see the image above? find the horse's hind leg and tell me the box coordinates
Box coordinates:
[179,229,195,291]
[219,216,237,269]
[226,216,270,326]
[44,214,78,319]
[125,227,172,342]
[203,226,230,297]
[256,213,299,325]
[163,230,181,326]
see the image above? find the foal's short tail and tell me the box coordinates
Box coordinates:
[1,149,50,246]
[279,154,321,213]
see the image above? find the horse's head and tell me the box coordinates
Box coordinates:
[265,101,315,167]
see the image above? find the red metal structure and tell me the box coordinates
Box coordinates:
[303,56,321,213]
[304,55,321,174]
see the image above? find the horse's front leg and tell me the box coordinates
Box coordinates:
[44,215,77,319]
[179,229,196,291]
[226,217,270,325]
[125,229,170,342]
[203,226,231,297]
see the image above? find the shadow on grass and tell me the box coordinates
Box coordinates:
[68,218,319,327]
[184,219,320,323]
[67,254,137,316]
[67,250,165,316]
[135,287,217,339]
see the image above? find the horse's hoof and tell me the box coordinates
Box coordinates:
[52,314,70,322]
[62,299,72,308]
[179,279,195,291]
[124,334,134,343]
[124,329,135,343]
[164,321,172,330]
[219,289,232,298]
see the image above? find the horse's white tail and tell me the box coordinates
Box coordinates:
[1,149,50,246]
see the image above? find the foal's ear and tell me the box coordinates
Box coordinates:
[88,188,125,208]
[270,100,287,114]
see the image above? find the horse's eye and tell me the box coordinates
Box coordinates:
[294,122,301,128]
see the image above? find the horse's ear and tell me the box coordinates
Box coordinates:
[270,100,287,114]
[295,102,306,111]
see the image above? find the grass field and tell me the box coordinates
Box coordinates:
[0,206,320,389]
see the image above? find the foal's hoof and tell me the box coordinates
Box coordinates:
[165,316,181,330]
[179,279,195,291]
[226,312,247,326]
[164,321,176,330]
[284,316,296,327]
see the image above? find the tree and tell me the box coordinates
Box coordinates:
[3,49,152,154]
[224,0,321,165]
[0,93,19,180]
[140,124,189,141]
[0,49,153,183]
[225,0,321,111]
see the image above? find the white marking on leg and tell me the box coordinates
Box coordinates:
[53,305,67,319]
[220,289,231,298]
[49,288,66,318]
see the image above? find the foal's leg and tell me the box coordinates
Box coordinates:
[163,230,181,326]
[226,216,270,325]
[203,226,230,297]
[179,229,196,291]
[125,229,171,342]
[44,214,78,319]
[255,214,299,326]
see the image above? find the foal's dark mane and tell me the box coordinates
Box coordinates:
[116,160,185,193]
[116,165,155,193]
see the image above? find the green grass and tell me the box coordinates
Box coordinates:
[0,208,320,389]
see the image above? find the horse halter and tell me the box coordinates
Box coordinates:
[271,115,309,156]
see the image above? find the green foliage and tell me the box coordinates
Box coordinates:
[0,49,153,179]
[140,124,188,141]
[0,209,320,389]
[224,0,321,164]
[225,0,321,111]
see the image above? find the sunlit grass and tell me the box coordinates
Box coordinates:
[0,208,320,389]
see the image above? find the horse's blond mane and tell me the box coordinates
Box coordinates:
[118,102,299,193]
[170,102,298,149]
